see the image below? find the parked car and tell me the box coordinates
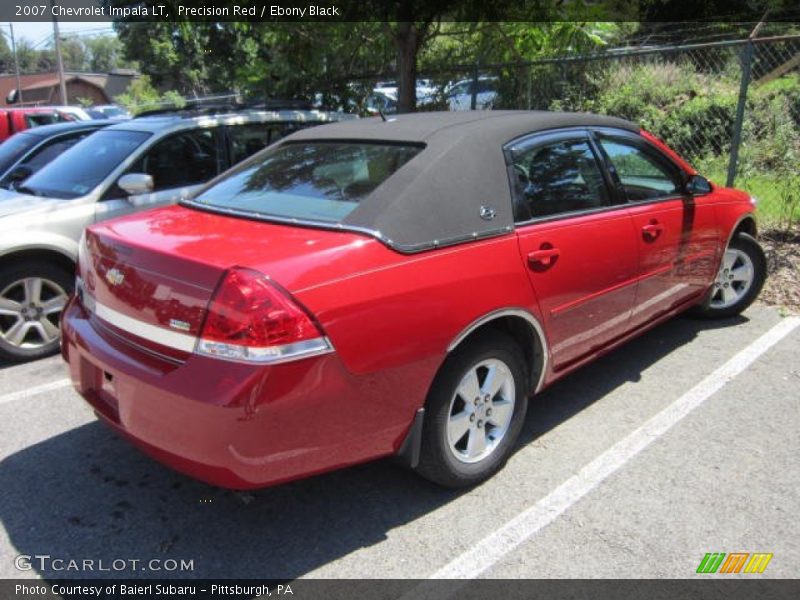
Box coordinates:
[0,119,115,189]
[0,107,74,142]
[41,105,93,121]
[86,105,132,120]
[0,107,354,361]
[447,76,498,110]
[61,111,766,490]
[373,79,437,107]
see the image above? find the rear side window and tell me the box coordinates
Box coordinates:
[511,139,610,220]
[25,113,63,128]
[598,138,681,201]
[191,142,422,223]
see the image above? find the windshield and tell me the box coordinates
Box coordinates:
[0,132,39,175]
[189,142,422,223]
[20,129,151,199]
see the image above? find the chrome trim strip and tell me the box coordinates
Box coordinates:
[447,308,550,394]
[83,294,335,365]
[725,213,757,250]
[180,199,513,254]
[84,294,197,352]
[195,336,334,365]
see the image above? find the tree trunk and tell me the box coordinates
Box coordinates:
[395,22,418,114]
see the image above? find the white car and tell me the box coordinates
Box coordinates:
[446,77,498,111]
[0,108,353,362]
[43,105,93,121]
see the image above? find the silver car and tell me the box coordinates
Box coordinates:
[0,108,354,362]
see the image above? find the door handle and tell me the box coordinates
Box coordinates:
[642,222,663,240]
[528,247,560,268]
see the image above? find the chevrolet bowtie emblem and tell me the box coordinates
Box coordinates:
[105,268,125,287]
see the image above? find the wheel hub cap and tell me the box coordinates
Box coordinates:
[710,248,754,310]
[446,358,516,464]
[0,277,68,350]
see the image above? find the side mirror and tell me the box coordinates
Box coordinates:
[118,173,154,196]
[6,164,33,188]
[686,174,712,195]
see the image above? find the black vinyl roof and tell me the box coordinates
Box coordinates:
[289,110,637,144]
[283,111,641,252]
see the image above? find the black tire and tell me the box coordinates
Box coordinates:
[415,330,529,488]
[0,261,73,363]
[696,232,766,319]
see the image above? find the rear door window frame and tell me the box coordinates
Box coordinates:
[504,127,623,226]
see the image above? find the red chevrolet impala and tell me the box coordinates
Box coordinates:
[61,112,766,488]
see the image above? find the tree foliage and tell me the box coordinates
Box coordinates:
[112,2,626,112]
[0,34,134,74]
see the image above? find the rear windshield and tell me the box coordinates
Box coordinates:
[19,129,150,199]
[189,142,422,223]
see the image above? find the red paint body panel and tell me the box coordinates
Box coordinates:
[515,210,639,370]
[0,108,70,141]
[62,127,761,489]
[626,196,720,327]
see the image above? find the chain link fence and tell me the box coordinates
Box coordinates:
[413,35,800,190]
[298,34,800,227]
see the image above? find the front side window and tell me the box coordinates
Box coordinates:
[598,138,681,202]
[190,142,422,223]
[128,128,221,192]
[19,129,151,199]
[511,138,611,220]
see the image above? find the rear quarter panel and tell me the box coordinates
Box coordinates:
[292,234,541,410]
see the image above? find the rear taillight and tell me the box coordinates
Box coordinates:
[197,267,332,363]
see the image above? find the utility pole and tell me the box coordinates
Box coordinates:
[50,0,68,105]
[9,24,23,104]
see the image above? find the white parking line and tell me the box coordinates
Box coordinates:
[424,316,800,582]
[0,378,72,406]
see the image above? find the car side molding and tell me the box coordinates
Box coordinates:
[447,307,549,393]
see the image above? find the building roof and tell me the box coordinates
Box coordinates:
[0,70,138,106]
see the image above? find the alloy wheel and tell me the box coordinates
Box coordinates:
[446,358,516,464]
[709,248,755,310]
[0,277,68,350]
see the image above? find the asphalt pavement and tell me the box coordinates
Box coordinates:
[0,304,798,580]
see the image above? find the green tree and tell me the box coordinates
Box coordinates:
[58,37,88,71]
[84,35,135,72]
[0,34,13,74]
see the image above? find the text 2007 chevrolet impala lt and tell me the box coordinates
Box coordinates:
[62,112,766,488]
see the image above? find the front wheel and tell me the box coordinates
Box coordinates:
[415,331,528,488]
[698,232,766,319]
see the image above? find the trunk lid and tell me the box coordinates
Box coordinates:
[81,205,393,355]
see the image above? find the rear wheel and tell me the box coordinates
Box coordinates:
[0,262,72,362]
[416,331,528,488]
[698,232,766,319]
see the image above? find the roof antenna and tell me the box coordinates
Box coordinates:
[377,108,387,122]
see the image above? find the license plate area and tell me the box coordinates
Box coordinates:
[80,356,120,423]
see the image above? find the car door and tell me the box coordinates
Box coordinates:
[508,130,639,370]
[95,127,224,223]
[593,131,719,328]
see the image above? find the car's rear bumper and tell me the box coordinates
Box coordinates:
[61,297,413,489]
